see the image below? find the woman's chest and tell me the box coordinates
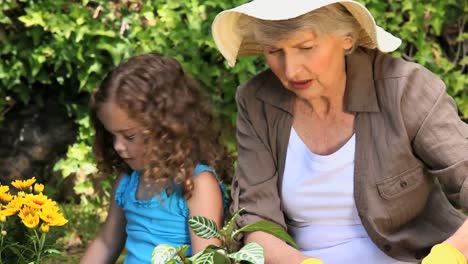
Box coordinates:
[292,110,355,155]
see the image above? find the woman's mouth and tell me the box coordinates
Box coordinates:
[289,80,313,90]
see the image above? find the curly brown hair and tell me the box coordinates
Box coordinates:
[90,53,232,198]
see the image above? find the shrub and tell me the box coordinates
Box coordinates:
[0,0,466,199]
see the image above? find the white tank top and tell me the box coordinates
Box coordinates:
[282,128,412,264]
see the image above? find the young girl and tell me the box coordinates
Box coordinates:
[80,53,231,263]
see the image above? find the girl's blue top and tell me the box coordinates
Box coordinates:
[115,164,227,264]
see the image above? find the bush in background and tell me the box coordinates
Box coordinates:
[0,0,466,220]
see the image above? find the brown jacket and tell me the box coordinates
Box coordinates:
[231,48,468,262]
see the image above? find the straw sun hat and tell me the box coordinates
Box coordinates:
[212,0,401,67]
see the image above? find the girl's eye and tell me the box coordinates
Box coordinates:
[124,134,136,140]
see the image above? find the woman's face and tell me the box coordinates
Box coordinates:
[97,100,147,170]
[263,31,353,101]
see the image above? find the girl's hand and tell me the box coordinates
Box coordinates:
[422,244,467,264]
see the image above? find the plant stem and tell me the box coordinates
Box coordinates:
[33,230,46,264]
[0,223,4,264]
[177,251,189,264]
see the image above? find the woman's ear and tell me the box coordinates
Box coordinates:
[342,35,354,51]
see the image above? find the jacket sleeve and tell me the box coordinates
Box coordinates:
[402,66,468,210]
[230,84,287,230]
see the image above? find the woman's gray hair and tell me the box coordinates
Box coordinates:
[237,3,364,55]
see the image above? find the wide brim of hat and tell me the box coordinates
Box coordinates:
[212,0,401,67]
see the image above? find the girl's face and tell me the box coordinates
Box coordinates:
[97,101,147,170]
[263,31,353,101]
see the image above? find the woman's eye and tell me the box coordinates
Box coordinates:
[300,46,316,50]
[267,49,281,54]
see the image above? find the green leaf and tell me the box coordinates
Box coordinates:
[189,215,221,239]
[212,251,231,264]
[151,244,185,264]
[43,248,61,254]
[18,12,46,27]
[227,242,264,264]
[193,251,215,264]
[235,220,298,248]
[188,245,221,262]
[220,208,244,237]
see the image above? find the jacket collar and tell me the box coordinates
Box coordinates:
[255,48,380,114]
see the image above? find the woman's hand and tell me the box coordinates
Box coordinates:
[422,244,466,264]
[436,219,468,263]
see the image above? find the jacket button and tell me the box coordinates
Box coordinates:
[400,181,408,188]
[384,244,392,251]
[414,252,424,260]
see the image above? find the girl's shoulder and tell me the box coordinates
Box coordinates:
[115,170,140,207]
[193,163,229,211]
[194,163,216,177]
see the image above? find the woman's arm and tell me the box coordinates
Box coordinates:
[245,232,308,264]
[233,84,310,263]
[187,171,224,254]
[402,68,468,260]
[445,219,468,258]
[80,175,127,263]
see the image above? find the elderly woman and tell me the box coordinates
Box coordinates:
[211,1,468,264]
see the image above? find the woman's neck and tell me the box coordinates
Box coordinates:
[299,85,347,120]
[301,68,347,120]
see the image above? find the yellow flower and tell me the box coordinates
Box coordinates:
[19,206,40,229]
[21,213,40,229]
[1,207,18,218]
[11,177,36,190]
[0,204,16,221]
[40,223,50,233]
[4,196,23,215]
[40,205,68,227]
[33,183,44,194]
[1,230,6,236]
[25,193,52,209]
[0,185,9,194]
[0,192,12,203]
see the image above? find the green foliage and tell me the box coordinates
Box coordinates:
[152,244,187,264]
[60,196,107,246]
[189,216,222,240]
[0,0,258,191]
[362,0,467,114]
[0,0,465,260]
[226,243,264,264]
[151,208,294,264]
[235,221,297,247]
[0,0,466,199]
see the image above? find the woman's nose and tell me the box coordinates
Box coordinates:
[284,55,302,80]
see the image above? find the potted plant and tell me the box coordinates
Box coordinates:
[152,208,297,264]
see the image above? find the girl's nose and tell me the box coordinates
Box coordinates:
[113,137,126,153]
